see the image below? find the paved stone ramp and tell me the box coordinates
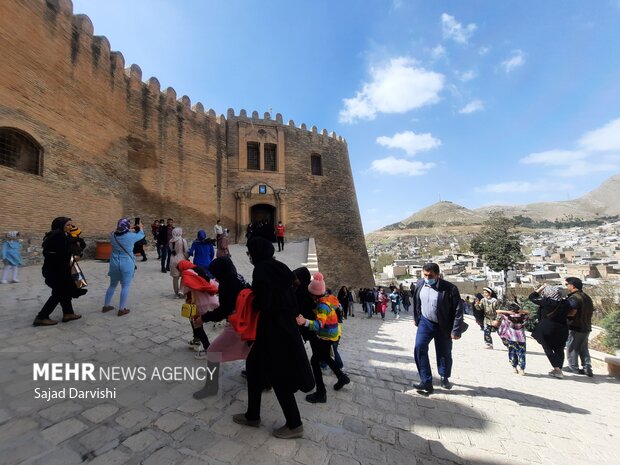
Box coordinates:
[0,243,618,465]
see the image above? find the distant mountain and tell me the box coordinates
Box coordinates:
[378,174,620,231]
[475,174,620,221]
[382,201,486,230]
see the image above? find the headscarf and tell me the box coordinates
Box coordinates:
[116,218,131,234]
[6,231,19,239]
[541,285,562,300]
[50,217,71,232]
[208,256,238,282]
[170,227,184,243]
[197,229,207,241]
[247,236,274,265]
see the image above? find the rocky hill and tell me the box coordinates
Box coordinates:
[377,173,620,232]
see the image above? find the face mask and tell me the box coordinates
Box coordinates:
[424,278,437,286]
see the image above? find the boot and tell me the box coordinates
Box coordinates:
[193,361,220,399]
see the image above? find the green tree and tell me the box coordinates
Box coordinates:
[470,212,524,302]
[374,254,394,273]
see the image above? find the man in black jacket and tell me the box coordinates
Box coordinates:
[412,263,465,394]
[565,277,594,377]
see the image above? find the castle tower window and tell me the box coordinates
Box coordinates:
[247,142,260,170]
[311,154,322,176]
[264,143,277,171]
[0,128,43,175]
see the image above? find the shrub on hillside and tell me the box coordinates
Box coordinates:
[601,309,620,352]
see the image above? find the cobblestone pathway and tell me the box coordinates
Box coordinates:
[0,241,618,465]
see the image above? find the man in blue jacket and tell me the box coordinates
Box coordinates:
[412,263,465,394]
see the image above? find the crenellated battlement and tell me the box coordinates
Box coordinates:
[39,0,346,145]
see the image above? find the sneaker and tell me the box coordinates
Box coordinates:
[33,318,58,326]
[117,308,130,316]
[585,366,593,378]
[102,305,115,313]
[549,369,563,379]
[273,424,303,439]
[413,382,434,394]
[484,344,493,349]
[334,374,350,391]
[11,279,19,283]
[62,313,82,323]
[232,413,260,427]
[578,368,585,375]
[0,280,8,284]
[395,314,400,319]
[305,392,327,403]
[517,367,526,376]
[194,350,207,360]
[188,338,201,347]
[440,377,453,389]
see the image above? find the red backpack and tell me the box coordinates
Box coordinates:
[228,289,259,341]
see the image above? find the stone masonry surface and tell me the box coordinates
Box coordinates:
[0,0,373,289]
[0,242,619,465]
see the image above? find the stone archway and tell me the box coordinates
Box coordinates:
[234,184,287,243]
[250,204,276,242]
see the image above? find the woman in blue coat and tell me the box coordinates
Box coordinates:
[102,218,144,316]
[188,229,215,275]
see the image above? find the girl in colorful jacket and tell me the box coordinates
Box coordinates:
[296,272,350,403]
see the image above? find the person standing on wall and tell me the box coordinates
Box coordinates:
[33,217,84,326]
[275,221,285,252]
[411,263,465,394]
[214,219,223,245]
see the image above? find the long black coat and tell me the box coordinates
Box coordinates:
[41,229,74,294]
[250,255,314,393]
[529,292,570,349]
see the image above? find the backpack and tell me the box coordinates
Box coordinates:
[228,288,259,341]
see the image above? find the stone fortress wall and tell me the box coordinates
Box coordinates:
[0,0,374,288]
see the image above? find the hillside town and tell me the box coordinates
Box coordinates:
[368,220,620,301]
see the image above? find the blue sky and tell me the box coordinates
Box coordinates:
[72,0,620,233]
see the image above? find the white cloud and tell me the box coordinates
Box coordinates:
[475,181,573,193]
[371,156,436,176]
[520,149,587,166]
[519,118,620,177]
[457,69,477,82]
[459,99,484,114]
[501,49,525,73]
[339,57,445,123]
[431,45,446,60]
[376,130,441,155]
[441,13,477,44]
[578,118,620,151]
[478,46,491,55]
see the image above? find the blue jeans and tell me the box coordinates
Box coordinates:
[414,316,453,385]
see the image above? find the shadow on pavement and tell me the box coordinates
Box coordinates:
[455,384,590,414]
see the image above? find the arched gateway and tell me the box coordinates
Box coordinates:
[234,183,287,242]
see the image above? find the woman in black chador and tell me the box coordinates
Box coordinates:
[33,217,85,326]
[233,237,314,439]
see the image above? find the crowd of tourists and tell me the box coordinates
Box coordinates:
[1,216,596,438]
